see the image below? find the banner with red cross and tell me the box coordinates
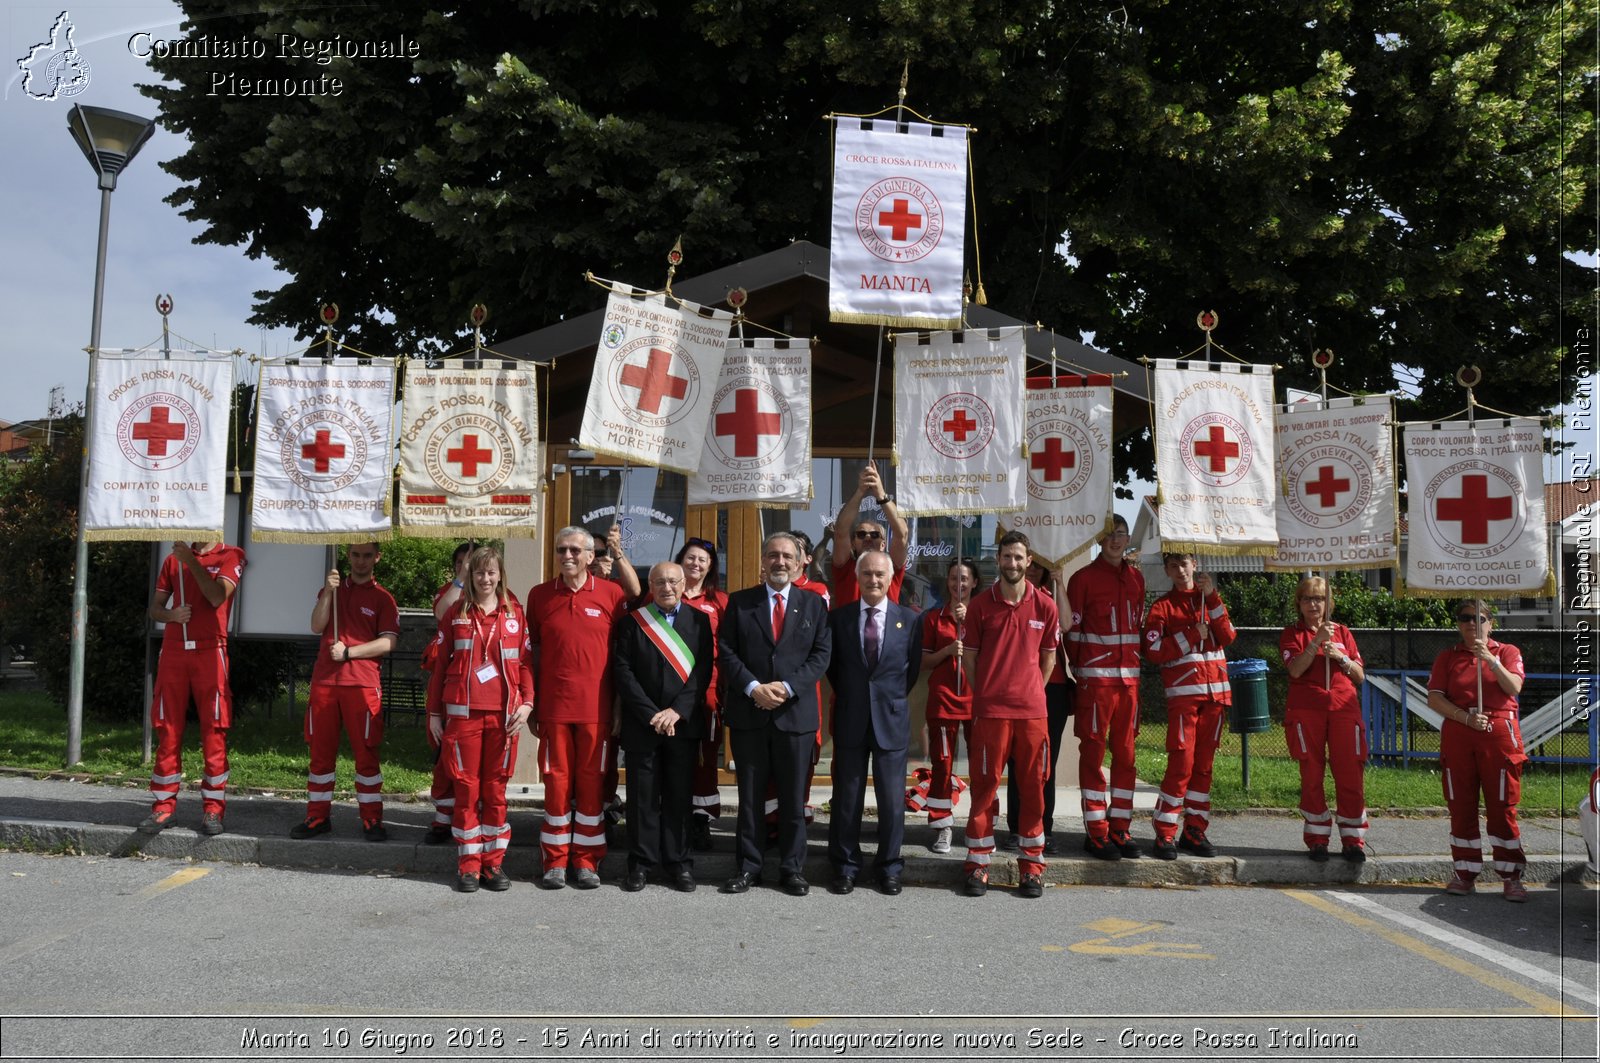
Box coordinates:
[578,288,735,474]
[1266,395,1398,572]
[84,352,234,542]
[688,337,812,507]
[828,118,969,328]
[1402,417,1551,597]
[250,359,396,543]
[1151,359,1278,556]
[398,363,540,537]
[893,327,1026,517]
[999,376,1115,567]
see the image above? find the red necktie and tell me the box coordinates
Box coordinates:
[865,605,880,670]
[771,591,785,641]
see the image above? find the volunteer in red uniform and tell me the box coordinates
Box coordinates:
[920,557,976,854]
[427,546,533,893]
[1428,599,1529,901]
[1065,516,1145,860]
[1279,575,1368,862]
[829,462,907,606]
[1006,559,1074,854]
[141,541,245,836]
[1142,552,1235,859]
[959,532,1059,899]
[527,526,626,889]
[676,538,729,851]
[291,542,400,841]
[423,542,476,844]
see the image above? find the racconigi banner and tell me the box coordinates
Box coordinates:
[1151,359,1278,555]
[688,337,812,508]
[1000,375,1115,567]
[1401,417,1551,597]
[399,363,541,538]
[250,359,395,543]
[893,327,1026,517]
[578,287,735,475]
[84,351,233,542]
[1266,395,1398,572]
[828,118,968,329]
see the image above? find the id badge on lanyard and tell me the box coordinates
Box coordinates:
[475,613,501,684]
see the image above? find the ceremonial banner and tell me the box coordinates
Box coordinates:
[1001,376,1115,567]
[829,119,968,328]
[84,352,233,542]
[893,328,1026,517]
[250,359,395,543]
[1266,396,1398,572]
[1402,418,1551,597]
[578,288,735,474]
[688,337,812,507]
[1151,360,1278,555]
[399,364,540,537]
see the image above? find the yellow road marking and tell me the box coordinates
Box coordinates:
[137,867,209,898]
[1284,889,1566,1014]
[0,866,211,964]
[1069,916,1214,960]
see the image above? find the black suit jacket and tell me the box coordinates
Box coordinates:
[719,582,831,734]
[826,599,923,751]
[612,604,714,752]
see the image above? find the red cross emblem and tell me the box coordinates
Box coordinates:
[619,348,688,414]
[877,198,923,242]
[1301,465,1351,508]
[1030,436,1076,482]
[715,389,782,458]
[132,406,186,457]
[300,429,346,473]
[446,434,494,478]
[942,409,978,442]
[1435,474,1513,545]
[1192,425,1240,473]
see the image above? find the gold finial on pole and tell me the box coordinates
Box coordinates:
[664,237,684,295]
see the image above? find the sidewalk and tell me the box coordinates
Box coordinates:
[1,771,1594,890]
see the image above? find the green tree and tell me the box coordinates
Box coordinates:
[143,0,1596,471]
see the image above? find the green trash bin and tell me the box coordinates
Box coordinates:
[1227,657,1271,735]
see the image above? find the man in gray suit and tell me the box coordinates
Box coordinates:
[825,550,923,895]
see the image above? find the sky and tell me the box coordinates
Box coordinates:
[2,2,1591,500]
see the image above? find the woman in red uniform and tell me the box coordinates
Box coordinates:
[919,557,977,854]
[427,546,534,893]
[1279,576,1368,862]
[676,538,728,850]
[1427,599,1528,901]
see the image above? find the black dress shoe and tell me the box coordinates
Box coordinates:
[780,872,810,897]
[456,872,480,893]
[672,870,697,893]
[720,871,758,894]
[621,868,648,893]
[829,874,856,895]
[480,866,511,892]
[877,875,902,896]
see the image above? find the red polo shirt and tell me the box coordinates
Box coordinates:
[963,580,1060,719]
[527,574,626,725]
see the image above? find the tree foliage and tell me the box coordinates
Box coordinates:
[145,0,1596,466]
[1218,570,1455,629]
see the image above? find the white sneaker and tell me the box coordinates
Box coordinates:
[931,826,953,854]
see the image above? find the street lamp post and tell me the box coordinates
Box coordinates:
[64,104,156,767]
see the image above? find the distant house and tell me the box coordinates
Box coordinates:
[1131,481,1598,624]
[0,417,56,461]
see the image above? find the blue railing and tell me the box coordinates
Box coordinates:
[1363,669,1599,767]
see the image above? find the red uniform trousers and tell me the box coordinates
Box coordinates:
[444,710,517,875]
[1441,714,1527,881]
[964,717,1049,877]
[538,720,608,872]
[150,645,231,818]
[303,683,385,827]
[1285,704,1368,850]
[1153,697,1225,843]
[429,748,455,831]
[690,722,722,823]
[1074,685,1139,842]
[926,719,971,826]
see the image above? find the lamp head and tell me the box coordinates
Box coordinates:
[67,105,157,190]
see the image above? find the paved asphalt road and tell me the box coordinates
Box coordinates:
[1,850,1595,1062]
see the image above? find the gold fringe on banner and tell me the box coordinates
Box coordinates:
[901,504,1023,519]
[1160,540,1280,559]
[829,310,963,330]
[1398,568,1556,600]
[397,524,537,541]
[85,527,222,544]
[250,529,394,545]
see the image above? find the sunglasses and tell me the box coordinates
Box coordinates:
[854,530,884,540]
[685,537,717,552]
[1457,612,1489,623]
[554,545,586,555]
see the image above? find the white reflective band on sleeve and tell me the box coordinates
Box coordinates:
[446,703,470,717]
[1208,604,1225,619]
[454,639,472,651]
[1076,666,1138,679]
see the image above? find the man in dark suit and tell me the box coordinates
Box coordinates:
[613,562,714,893]
[826,550,923,896]
[718,531,832,896]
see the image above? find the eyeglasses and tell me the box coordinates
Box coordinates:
[554,545,586,555]
[1457,612,1489,623]
[1300,596,1327,603]
[854,530,884,541]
